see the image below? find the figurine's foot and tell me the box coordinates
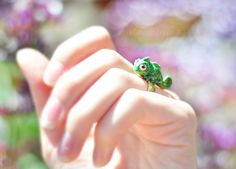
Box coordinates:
[147,81,156,92]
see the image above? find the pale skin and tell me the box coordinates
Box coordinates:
[16,26,197,169]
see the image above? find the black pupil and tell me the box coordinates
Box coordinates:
[141,64,146,69]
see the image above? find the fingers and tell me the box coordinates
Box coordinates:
[40,49,132,130]
[57,68,147,162]
[56,66,195,164]
[43,26,114,86]
[16,48,51,115]
[93,89,197,167]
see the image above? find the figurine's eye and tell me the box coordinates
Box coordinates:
[139,64,147,70]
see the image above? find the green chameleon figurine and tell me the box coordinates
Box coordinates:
[133,57,172,92]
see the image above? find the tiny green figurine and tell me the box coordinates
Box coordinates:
[133,57,172,92]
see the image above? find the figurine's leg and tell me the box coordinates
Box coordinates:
[147,81,156,92]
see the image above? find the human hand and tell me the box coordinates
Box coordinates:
[17,26,197,169]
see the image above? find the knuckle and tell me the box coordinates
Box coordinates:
[105,68,130,84]
[123,88,138,98]
[95,49,123,65]
[178,101,197,128]
[53,26,112,62]
[96,48,114,54]
[96,49,116,58]
[122,89,144,107]
[88,25,111,39]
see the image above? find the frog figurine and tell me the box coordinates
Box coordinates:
[133,57,172,92]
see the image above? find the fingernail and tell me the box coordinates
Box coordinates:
[43,61,64,86]
[41,97,64,129]
[58,132,74,162]
[93,147,108,167]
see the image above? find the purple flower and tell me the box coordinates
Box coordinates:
[0,0,63,115]
[0,0,14,17]
[202,124,236,150]
[105,0,236,37]
[0,0,63,58]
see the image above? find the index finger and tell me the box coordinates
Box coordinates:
[43,26,114,86]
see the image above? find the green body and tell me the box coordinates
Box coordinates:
[133,57,172,91]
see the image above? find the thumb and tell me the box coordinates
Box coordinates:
[16,48,51,116]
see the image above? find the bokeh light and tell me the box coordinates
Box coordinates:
[0,0,236,168]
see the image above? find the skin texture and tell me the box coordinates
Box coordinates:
[16,26,197,169]
[133,57,172,91]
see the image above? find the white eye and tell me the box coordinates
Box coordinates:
[139,63,147,70]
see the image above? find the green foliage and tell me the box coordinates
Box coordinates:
[0,61,23,107]
[4,112,40,147]
[18,153,48,169]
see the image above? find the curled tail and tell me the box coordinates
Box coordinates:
[159,76,172,89]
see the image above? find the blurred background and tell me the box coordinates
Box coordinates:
[0,0,236,168]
